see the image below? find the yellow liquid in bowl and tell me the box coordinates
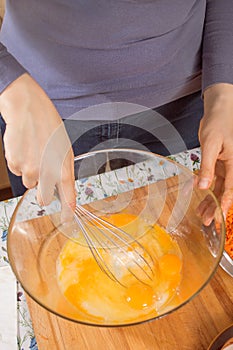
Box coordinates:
[57,213,182,324]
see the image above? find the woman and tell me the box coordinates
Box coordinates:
[0,0,233,218]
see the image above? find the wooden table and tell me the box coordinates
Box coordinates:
[26,266,232,350]
[21,177,233,350]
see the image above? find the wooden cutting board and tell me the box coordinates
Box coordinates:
[13,176,232,349]
[26,266,233,350]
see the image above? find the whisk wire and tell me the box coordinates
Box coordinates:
[74,205,155,286]
[73,210,123,285]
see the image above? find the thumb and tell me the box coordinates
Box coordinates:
[57,182,76,223]
[220,159,233,216]
[198,140,221,190]
[55,153,76,224]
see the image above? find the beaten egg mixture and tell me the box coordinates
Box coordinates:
[57,213,182,323]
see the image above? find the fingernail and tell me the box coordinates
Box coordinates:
[198,178,210,189]
[203,216,212,226]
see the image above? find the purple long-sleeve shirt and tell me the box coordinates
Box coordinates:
[0,0,233,119]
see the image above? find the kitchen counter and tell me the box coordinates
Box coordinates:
[0,148,232,350]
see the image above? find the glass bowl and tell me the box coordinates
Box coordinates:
[7,149,225,327]
[220,251,233,277]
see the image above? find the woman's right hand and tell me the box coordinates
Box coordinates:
[0,73,76,219]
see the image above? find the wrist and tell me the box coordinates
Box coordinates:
[203,83,233,114]
[0,73,56,126]
[0,73,32,112]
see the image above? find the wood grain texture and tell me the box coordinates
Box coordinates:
[12,176,232,349]
[0,0,5,27]
[26,267,233,350]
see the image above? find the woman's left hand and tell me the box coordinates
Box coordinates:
[198,83,233,218]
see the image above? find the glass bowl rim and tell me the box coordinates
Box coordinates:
[7,148,227,327]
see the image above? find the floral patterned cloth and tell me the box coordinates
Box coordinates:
[0,148,201,350]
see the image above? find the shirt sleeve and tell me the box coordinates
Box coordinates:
[0,41,27,94]
[202,0,233,92]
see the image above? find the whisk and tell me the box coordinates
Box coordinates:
[73,204,155,287]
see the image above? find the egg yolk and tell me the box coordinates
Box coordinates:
[158,254,182,276]
[57,213,183,323]
[100,213,137,226]
[125,283,155,310]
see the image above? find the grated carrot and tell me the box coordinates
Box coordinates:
[225,205,233,260]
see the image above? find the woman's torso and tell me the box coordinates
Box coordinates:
[0,0,206,117]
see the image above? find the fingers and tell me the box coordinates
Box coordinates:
[7,158,39,188]
[220,159,233,216]
[198,139,222,190]
[197,159,233,224]
[196,193,217,226]
[4,143,22,176]
[202,201,217,226]
[6,160,22,176]
[56,153,76,223]
[4,130,39,187]
[39,146,76,222]
[57,184,76,223]
[37,145,75,216]
[37,174,56,206]
[1,74,76,213]
[196,164,226,225]
[22,167,39,189]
